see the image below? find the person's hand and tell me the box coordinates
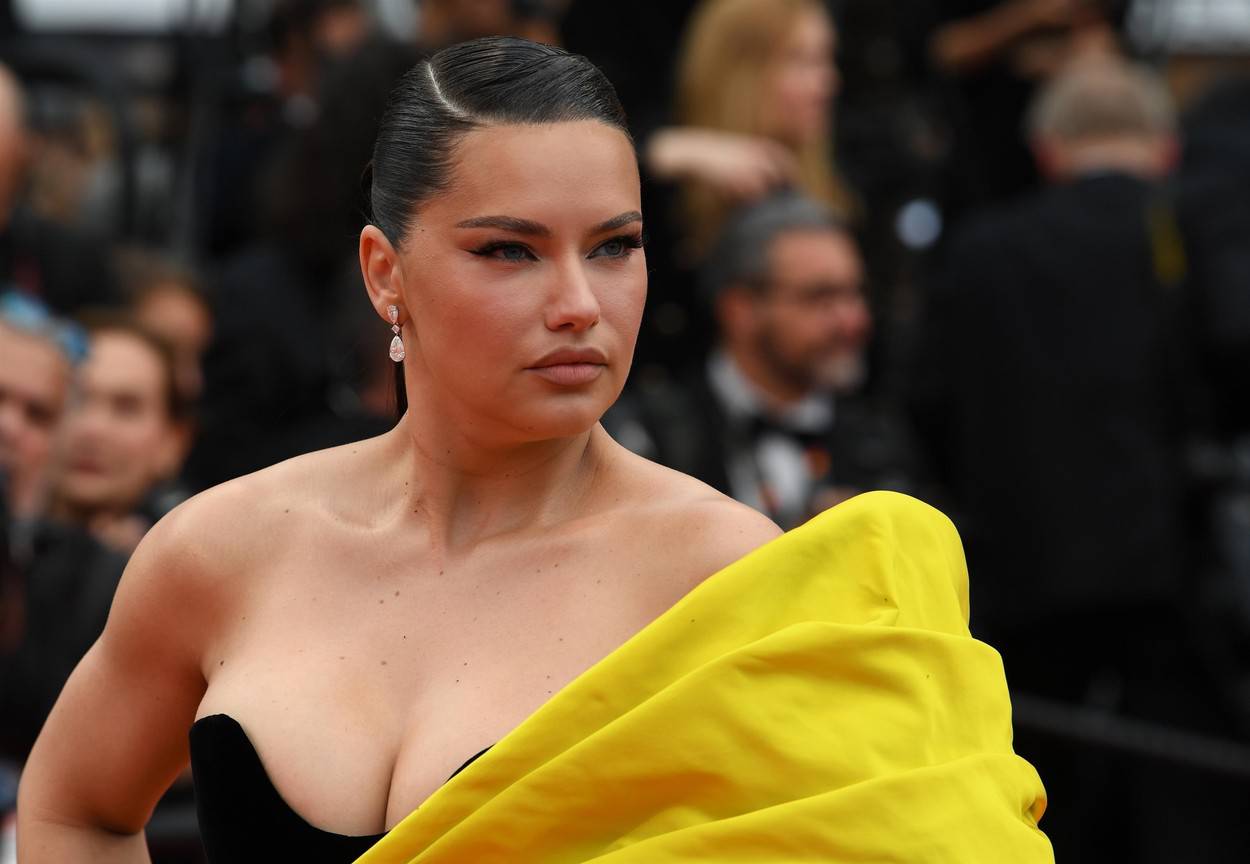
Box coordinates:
[1069,20,1118,57]
[1011,16,1117,79]
[1017,0,1086,30]
[646,128,798,201]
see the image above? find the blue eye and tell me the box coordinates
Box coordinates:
[497,245,530,262]
[472,242,536,262]
[590,234,645,259]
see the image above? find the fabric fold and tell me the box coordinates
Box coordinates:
[355,491,1052,863]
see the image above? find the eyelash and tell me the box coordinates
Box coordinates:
[470,233,646,263]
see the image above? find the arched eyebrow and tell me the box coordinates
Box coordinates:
[456,215,550,236]
[590,210,643,234]
[455,211,642,237]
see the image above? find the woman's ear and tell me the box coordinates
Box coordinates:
[360,224,405,322]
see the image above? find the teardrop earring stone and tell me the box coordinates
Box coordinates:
[389,335,406,362]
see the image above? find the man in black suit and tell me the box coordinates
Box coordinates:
[910,55,1246,863]
[912,54,1188,638]
[608,193,918,530]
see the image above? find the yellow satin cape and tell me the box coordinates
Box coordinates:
[355,491,1052,863]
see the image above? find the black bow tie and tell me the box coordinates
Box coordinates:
[743,414,830,449]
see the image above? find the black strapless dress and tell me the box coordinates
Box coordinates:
[190,714,490,863]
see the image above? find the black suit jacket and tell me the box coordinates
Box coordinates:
[0,520,126,762]
[910,173,1194,622]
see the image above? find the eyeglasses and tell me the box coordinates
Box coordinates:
[756,279,864,311]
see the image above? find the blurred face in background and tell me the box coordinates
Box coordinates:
[58,330,183,518]
[314,1,370,57]
[761,3,838,147]
[133,284,212,404]
[752,228,870,393]
[0,322,70,518]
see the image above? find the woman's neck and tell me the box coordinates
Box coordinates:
[385,411,608,554]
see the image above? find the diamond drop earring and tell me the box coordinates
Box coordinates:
[388,305,405,362]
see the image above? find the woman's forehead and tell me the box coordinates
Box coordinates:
[427,120,640,225]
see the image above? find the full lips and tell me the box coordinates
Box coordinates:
[527,363,606,386]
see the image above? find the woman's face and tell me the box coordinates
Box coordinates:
[387,121,645,444]
[762,5,838,146]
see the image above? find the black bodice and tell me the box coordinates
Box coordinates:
[189,714,490,863]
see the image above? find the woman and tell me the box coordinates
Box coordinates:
[17,39,1050,862]
[647,0,855,257]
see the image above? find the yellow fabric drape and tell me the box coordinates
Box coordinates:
[356,491,1052,863]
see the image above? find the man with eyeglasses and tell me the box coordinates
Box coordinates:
[609,193,918,529]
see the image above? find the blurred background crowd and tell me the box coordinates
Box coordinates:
[2,0,1250,861]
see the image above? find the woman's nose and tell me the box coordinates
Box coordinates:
[545,260,601,332]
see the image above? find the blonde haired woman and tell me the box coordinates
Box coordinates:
[647,0,855,256]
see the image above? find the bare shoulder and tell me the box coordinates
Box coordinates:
[15,443,383,838]
[662,481,781,558]
[123,440,376,626]
[140,453,300,575]
[608,448,782,592]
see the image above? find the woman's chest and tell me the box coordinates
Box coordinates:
[195,547,670,834]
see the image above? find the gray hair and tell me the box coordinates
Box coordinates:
[1028,57,1177,143]
[700,192,848,302]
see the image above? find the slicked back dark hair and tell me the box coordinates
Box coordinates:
[368,36,631,248]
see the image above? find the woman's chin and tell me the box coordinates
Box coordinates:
[504,378,622,441]
[514,403,607,442]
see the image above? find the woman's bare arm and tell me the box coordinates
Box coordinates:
[930,0,1083,75]
[17,495,235,862]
